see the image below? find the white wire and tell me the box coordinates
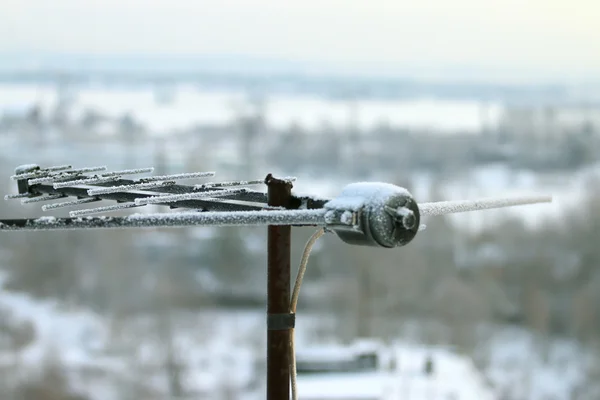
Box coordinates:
[290,227,326,400]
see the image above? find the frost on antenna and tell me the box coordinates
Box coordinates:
[0,164,554,243]
[0,209,329,231]
[21,194,66,204]
[101,167,154,177]
[69,202,142,217]
[196,179,265,189]
[125,209,326,227]
[141,171,216,182]
[135,188,245,205]
[87,180,176,196]
[5,193,33,200]
[27,166,108,184]
[419,195,553,217]
[325,182,412,212]
[53,175,124,188]
[11,164,72,180]
[42,197,101,211]
[14,164,41,175]
[44,165,73,172]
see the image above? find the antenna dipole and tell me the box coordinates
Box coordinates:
[0,163,553,399]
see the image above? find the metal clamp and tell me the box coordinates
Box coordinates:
[267,313,296,330]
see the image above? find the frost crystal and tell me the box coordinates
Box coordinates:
[135,188,245,205]
[0,209,328,230]
[340,211,354,225]
[195,179,265,189]
[141,171,215,182]
[325,182,412,212]
[21,194,66,204]
[4,193,32,200]
[87,181,176,196]
[27,166,108,184]
[70,203,142,217]
[53,175,123,188]
[42,197,101,211]
[14,164,40,174]
[419,195,552,217]
[101,167,154,177]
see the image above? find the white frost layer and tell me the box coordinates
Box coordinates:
[125,209,326,226]
[87,180,175,196]
[14,164,40,174]
[4,192,32,200]
[100,167,154,177]
[140,171,216,182]
[325,182,412,212]
[196,179,265,189]
[45,164,74,172]
[21,194,66,204]
[42,197,101,211]
[69,203,142,217]
[419,195,553,217]
[26,166,108,184]
[0,209,328,230]
[53,175,124,188]
[134,188,244,205]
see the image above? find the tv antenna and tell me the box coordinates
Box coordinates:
[1,163,552,399]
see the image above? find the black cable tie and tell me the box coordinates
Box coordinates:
[267,312,296,330]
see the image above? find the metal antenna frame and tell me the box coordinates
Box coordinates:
[0,163,553,399]
[2,164,328,400]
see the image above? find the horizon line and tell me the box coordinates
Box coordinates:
[0,51,598,87]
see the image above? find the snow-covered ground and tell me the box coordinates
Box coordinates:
[296,341,495,400]
[485,328,590,400]
[0,272,592,400]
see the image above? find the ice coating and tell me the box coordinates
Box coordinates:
[29,175,72,185]
[87,180,176,196]
[69,202,142,217]
[134,188,245,205]
[140,171,216,182]
[21,194,66,204]
[52,168,156,188]
[195,179,265,189]
[0,209,328,231]
[324,182,412,212]
[322,182,420,248]
[4,193,32,200]
[44,165,73,172]
[42,197,101,211]
[14,164,40,174]
[290,190,331,203]
[53,175,124,188]
[101,167,154,177]
[27,166,108,184]
[11,164,71,180]
[340,211,354,225]
[11,170,49,181]
[419,195,553,217]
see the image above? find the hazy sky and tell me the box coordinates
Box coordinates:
[2,0,599,82]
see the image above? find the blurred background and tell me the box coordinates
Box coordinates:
[0,0,599,399]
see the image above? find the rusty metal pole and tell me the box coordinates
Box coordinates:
[265,174,292,400]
